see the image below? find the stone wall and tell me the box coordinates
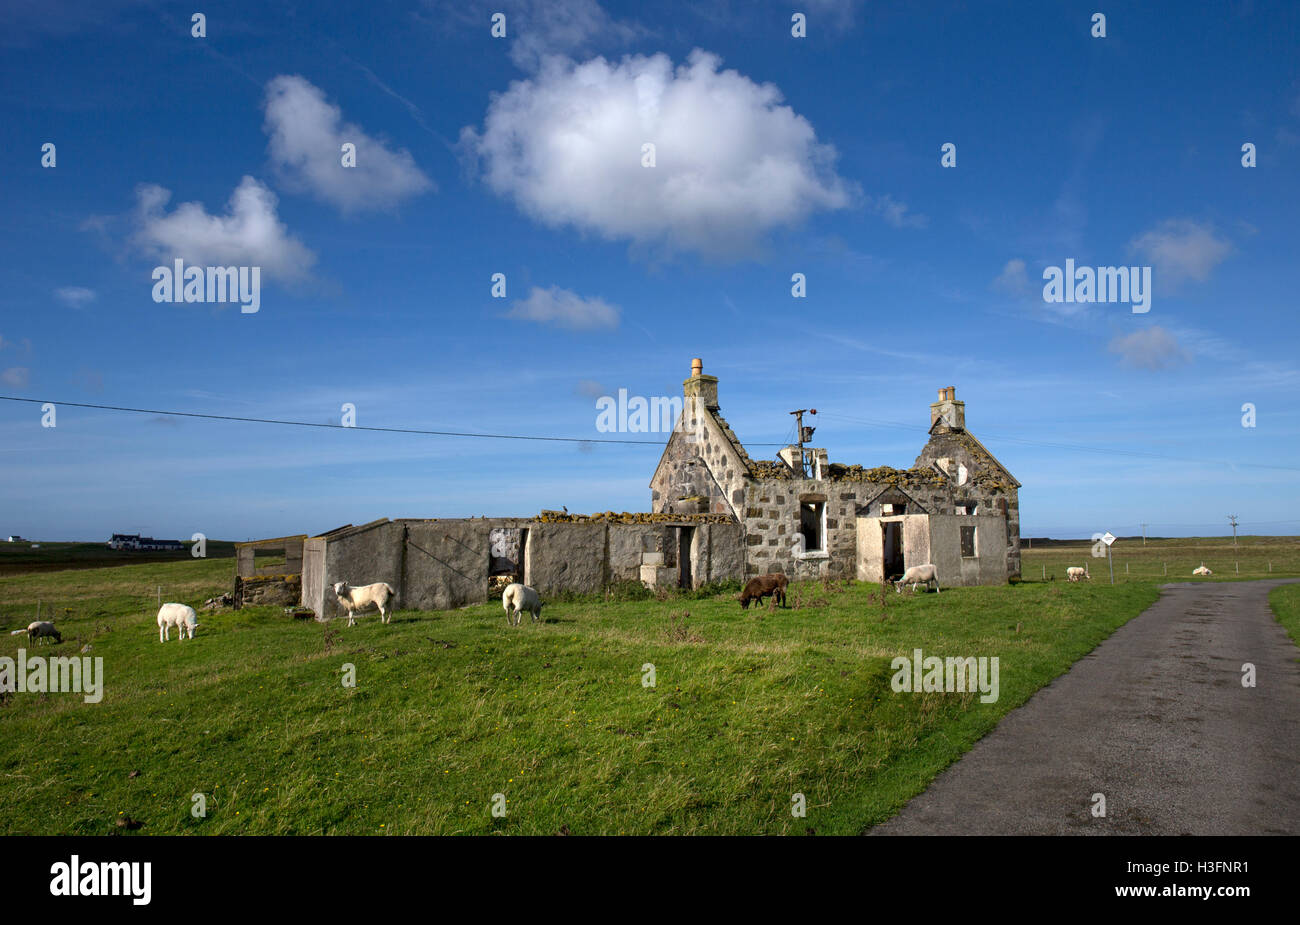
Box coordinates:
[651,397,749,519]
[298,515,747,618]
[740,479,861,580]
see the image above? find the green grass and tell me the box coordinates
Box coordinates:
[1269,583,1300,652]
[0,553,1169,835]
[0,540,235,577]
[1021,534,1300,584]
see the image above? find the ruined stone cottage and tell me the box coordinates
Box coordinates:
[267,357,1020,618]
[650,359,1021,587]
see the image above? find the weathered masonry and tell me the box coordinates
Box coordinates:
[650,361,1020,586]
[234,534,307,606]
[257,357,1021,616]
[300,514,742,620]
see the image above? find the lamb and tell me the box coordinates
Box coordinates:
[502,583,543,626]
[332,581,397,626]
[1192,564,1213,576]
[19,621,62,645]
[737,573,788,609]
[894,563,941,594]
[1066,566,1091,582]
[157,603,199,642]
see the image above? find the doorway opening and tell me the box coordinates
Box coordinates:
[677,527,694,588]
[882,521,904,581]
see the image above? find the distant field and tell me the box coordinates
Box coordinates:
[0,541,236,578]
[1020,535,1300,583]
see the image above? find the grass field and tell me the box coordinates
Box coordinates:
[0,540,235,578]
[0,536,1295,835]
[1020,534,1300,583]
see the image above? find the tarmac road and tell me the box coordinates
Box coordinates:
[871,579,1300,835]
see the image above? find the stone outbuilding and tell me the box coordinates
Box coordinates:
[650,360,1020,587]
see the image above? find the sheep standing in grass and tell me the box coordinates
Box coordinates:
[24,621,62,645]
[157,603,199,642]
[332,581,397,626]
[1066,566,1091,582]
[502,583,543,626]
[894,563,941,594]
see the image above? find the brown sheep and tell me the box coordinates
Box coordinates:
[738,573,789,609]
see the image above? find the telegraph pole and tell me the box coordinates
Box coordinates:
[789,409,817,477]
[1140,523,1147,546]
[1228,514,1239,549]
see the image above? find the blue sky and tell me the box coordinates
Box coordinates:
[1,0,1297,542]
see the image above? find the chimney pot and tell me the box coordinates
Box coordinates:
[691,358,703,377]
[937,388,945,401]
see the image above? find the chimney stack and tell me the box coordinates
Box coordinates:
[683,357,719,410]
[929,386,965,432]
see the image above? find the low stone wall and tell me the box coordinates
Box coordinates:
[300,515,746,618]
[235,574,302,607]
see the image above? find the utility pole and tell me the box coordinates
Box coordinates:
[1228,514,1239,549]
[789,409,817,477]
[1140,523,1147,546]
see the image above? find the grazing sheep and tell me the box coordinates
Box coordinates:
[502,583,543,626]
[332,581,397,626]
[1066,566,1091,582]
[1192,564,1212,576]
[894,563,941,594]
[157,603,199,642]
[737,573,789,609]
[24,621,62,645]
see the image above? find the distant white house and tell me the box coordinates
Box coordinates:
[6,535,22,543]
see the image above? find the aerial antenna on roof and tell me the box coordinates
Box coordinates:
[789,408,817,476]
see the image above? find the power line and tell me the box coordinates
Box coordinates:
[0,395,792,447]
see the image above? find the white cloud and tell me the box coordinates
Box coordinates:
[803,0,864,33]
[506,286,620,329]
[130,176,316,281]
[460,49,855,258]
[991,258,1031,296]
[1,367,30,388]
[574,378,606,398]
[1108,326,1189,370]
[868,194,927,229]
[54,286,96,307]
[506,0,643,71]
[263,75,434,213]
[1129,219,1232,286]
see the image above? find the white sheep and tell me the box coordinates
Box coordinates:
[894,563,940,594]
[502,583,543,626]
[332,581,397,626]
[1192,564,1212,576]
[157,603,199,642]
[1066,566,1091,582]
[21,621,62,645]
